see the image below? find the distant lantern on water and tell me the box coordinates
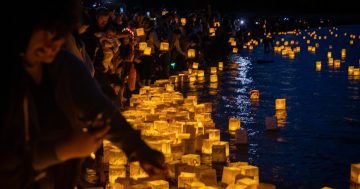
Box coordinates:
[139,42,147,51]
[250,90,260,101]
[136,28,145,36]
[160,42,169,51]
[327,52,332,58]
[192,62,199,69]
[348,66,355,75]
[350,40,354,45]
[328,58,334,65]
[316,61,322,71]
[334,59,341,68]
[231,41,237,47]
[218,62,224,69]
[275,99,286,110]
[210,75,218,83]
[233,48,238,54]
[228,118,241,132]
[329,45,333,49]
[341,49,346,58]
[306,40,310,44]
[214,22,220,27]
[354,68,360,76]
[210,67,217,74]
[188,49,196,58]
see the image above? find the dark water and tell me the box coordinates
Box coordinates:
[178,25,360,188]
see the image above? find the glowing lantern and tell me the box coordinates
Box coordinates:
[335,34,338,37]
[306,40,310,44]
[189,75,196,82]
[108,147,127,165]
[316,61,322,71]
[341,49,346,58]
[147,180,169,189]
[250,90,260,101]
[178,172,197,188]
[212,142,229,162]
[207,129,220,141]
[324,36,327,39]
[276,41,280,45]
[351,163,360,184]
[202,139,213,154]
[188,49,196,58]
[289,52,295,59]
[328,58,334,65]
[320,187,333,189]
[348,66,354,75]
[307,46,312,51]
[214,22,221,27]
[311,47,316,53]
[290,40,295,45]
[231,41,237,47]
[162,10,168,16]
[181,18,187,26]
[329,45,333,49]
[210,67,217,74]
[190,181,206,188]
[284,41,289,46]
[209,28,216,37]
[192,62,199,69]
[281,38,284,42]
[327,52,332,58]
[243,45,247,49]
[318,36,322,40]
[109,164,126,184]
[210,75,218,83]
[160,42,169,51]
[249,46,254,50]
[229,118,241,132]
[218,62,224,69]
[354,68,360,76]
[350,40,354,45]
[181,154,201,166]
[222,167,242,185]
[139,42,147,51]
[334,60,341,68]
[136,28,145,36]
[229,37,235,43]
[144,47,152,56]
[130,161,149,180]
[233,48,239,54]
[197,70,204,77]
[275,99,286,110]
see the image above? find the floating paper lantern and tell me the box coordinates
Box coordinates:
[222,167,242,185]
[189,75,196,82]
[190,181,206,189]
[210,75,218,83]
[233,48,239,54]
[139,42,147,51]
[250,90,260,101]
[316,61,322,71]
[231,41,237,47]
[181,154,201,166]
[341,49,346,58]
[351,163,360,184]
[327,52,332,58]
[212,142,229,162]
[160,42,169,51]
[181,18,187,26]
[328,58,334,65]
[350,40,354,45]
[197,70,204,77]
[289,52,295,59]
[275,99,286,110]
[178,172,197,188]
[144,47,152,56]
[354,68,360,76]
[188,49,196,58]
[109,164,126,184]
[162,10,168,16]
[109,147,127,165]
[229,37,235,43]
[348,66,354,75]
[209,28,216,37]
[136,28,145,36]
[214,22,221,27]
[334,59,341,68]
[147,180,169,189]
[306,40,310,44]
[130,161,149,180]
[192,62,199,69]
[207,129,220,141]
[229,118,241,132]
[210,67,217,74]
[218,62,224,69]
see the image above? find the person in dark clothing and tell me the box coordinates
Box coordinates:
[2,0,166,188]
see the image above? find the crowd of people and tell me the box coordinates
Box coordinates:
[1,0,265,188]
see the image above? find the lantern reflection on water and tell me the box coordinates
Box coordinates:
[160,42,169,51]
[178,172,197,188]
[275,98,286,110]
[275,110,287,127]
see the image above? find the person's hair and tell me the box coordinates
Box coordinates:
[9,0,81,55]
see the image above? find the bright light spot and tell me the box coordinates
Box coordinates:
[240,20,245,25]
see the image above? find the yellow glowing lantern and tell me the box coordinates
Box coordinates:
[214,22,221,27]
[284,41,289,46]
[324,36,327,40]
[229,118,240,132]
[318,36,322,40]
[189,75,196,82]
[334,59,341,68]
[315,43,319,48]
[344,32,348,36]
[243,45,248,49]
[281,38,284,42]
[181,18,187,26]
[109,164,126,184]
[290,40,295,45]
[316,61,322,71]
[222,167,242,185]
[348,66,354,75]
[136,28,145,36]
[190,181,206,189]
[202,139,213,154]
[130,161,149,180]
[197,70,205,77]
[351,163,360,184]
[148,180,169,189]
[210,75,218,83]
[335,34,338,37]
[354,68,360,76]
[160,42,169,51]
[231,41,237,47]
[311,47,316,53]
[341,49,346,58]
[328,58,334,65]
[250,90,260,101]
[209,28,216,37]
[289,52,295,59]
[178,172,197,188]
[233,48,238,54]
[275,99,286,110]
[350,40,354,45]
[192,62,199,69]
[276,41,280,45]
[139,42,147,51]
[229,37,235,43]
[207,129,220,141]
[218,62,224,69]
[306,40,310,44]
[210,67,217,74]
[181,154,201,166]
[307,46,312,51]
[302,36,306,40]
[188,49,196,58]
[144,47,152,56]
[327,52,332,58]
